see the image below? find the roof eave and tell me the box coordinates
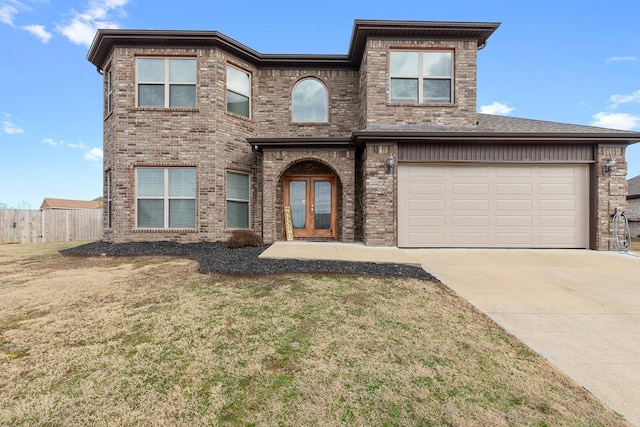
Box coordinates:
[87,20,502,69]
[247,137,354,151]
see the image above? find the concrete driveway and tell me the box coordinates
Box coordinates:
[404,249,640,426]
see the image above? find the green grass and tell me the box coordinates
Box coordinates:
[0,244,630,426]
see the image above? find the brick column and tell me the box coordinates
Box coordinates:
[362,144,397,246]
[595,145,628,250]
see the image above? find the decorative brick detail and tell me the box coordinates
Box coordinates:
[261,150,355,243]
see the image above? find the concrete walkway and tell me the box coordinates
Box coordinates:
[262,242,640,425]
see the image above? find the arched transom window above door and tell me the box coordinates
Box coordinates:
[292,78,328,123]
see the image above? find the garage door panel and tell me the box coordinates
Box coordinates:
[495,233,532,245]
[398,164,588,248]
[496,183,532,195]
[453,200,489,210]
[453,183,488,194]
[539,234,577,245]
[539,215,576,227]
[453,168,489,177]
[408,183,445,195]
[452,233,489,245]
[408,215,445,226]
[496,199,532,211]
[407,233,445,245]
[539,199,576,211]
[496,168,532,177]
[540,183,576,195]
[496,215,532,227]
[539,167,577,177]
[453,215,489,226]
[409,199,445,211]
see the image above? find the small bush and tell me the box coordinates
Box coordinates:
[227,230,263,249]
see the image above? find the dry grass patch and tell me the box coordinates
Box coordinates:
[0,243,629,426]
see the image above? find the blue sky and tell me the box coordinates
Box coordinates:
[1,0,639,209]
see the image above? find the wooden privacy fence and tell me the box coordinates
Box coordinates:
[0,209,102,244]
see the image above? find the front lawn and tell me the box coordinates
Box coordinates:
[0,242,628,426]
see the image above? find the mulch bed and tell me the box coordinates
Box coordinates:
[60,241,436,280]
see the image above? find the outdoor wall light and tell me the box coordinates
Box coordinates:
[386,155,394,174]
[602,156,616,175]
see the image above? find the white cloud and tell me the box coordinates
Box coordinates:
[57,0,129,46]
[605,56,638,63]
[479,102,514,116]
[43,137,103,162]
[22,24,52,42]
[85,147,103,161]
[3,120,24,134]
[0,1,20,25]
[67,142,88,149]
[591,112,640,130]
[3,113,24,134]
[43,137,64,147]
[609,90,640,109]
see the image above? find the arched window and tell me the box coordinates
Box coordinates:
[292,78,328,122]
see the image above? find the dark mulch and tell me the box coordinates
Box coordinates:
[60,241,436,280]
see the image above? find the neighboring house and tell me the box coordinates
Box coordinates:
[40,198,102,210]
[86,20,640,250]
[628,175,640,238]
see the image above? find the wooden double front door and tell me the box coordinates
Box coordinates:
[283,174,337,238]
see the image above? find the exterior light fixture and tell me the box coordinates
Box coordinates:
[602,156,616,175]
[386,155,394,174]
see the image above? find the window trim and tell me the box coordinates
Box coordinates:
[135,167,196,229]
[106,68,113,115]
[291,77,329,123]
[106,170,112,229]
[226,64,252,119]
[135,57,197,109]
[389,49,454,104]
[226,170,251,229]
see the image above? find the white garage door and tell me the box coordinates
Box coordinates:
[398,164,589,248]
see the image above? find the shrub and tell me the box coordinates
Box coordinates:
[227,230,263,249]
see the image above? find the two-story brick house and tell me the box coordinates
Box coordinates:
[87,19,640,249]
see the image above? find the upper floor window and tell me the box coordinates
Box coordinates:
[106,69,113,114]
[136,167,196,229]
[390,51,453,103]
[226,65,251,118]
[292,78,328,122]
[136,58,196,108]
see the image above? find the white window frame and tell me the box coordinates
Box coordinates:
[135,167,196,229]
[136,57,197,108]
[226,170,251,229]
[389,50,454,104]
[226,64,252,118]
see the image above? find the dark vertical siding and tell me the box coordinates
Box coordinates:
[398,143,594,163]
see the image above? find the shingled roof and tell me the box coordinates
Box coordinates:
[628,175,640,199]
[350,114,640,144]
[40,198,102,210]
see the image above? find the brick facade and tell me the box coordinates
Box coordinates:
[595,145,628,249]
[89,21,639,250]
